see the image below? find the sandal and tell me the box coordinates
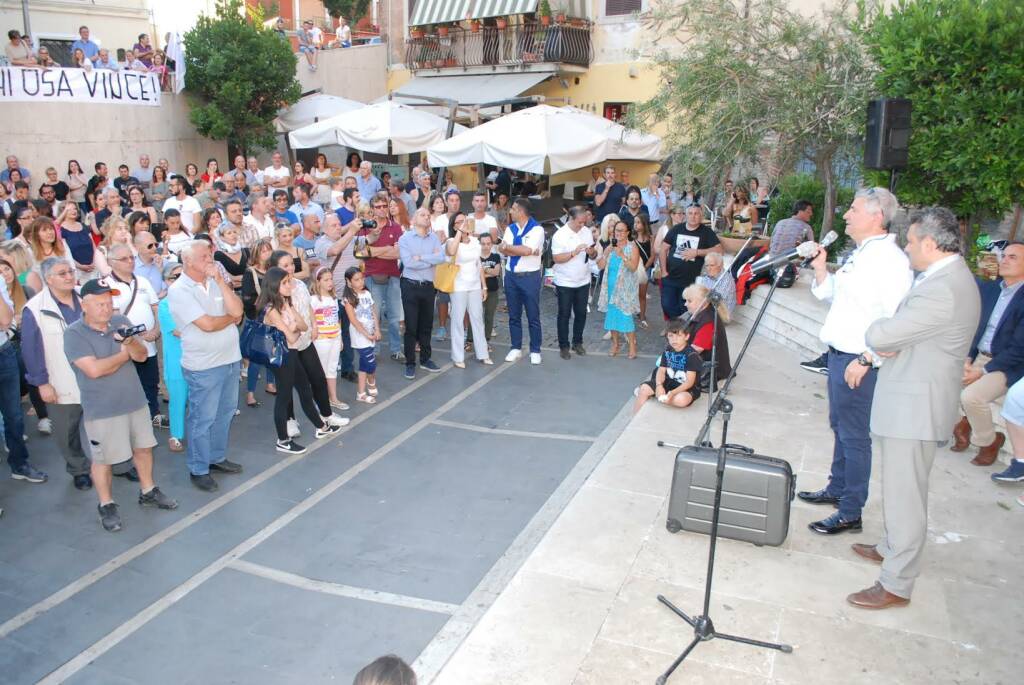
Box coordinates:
[356,392,376,404]
[639,320,650,330]
[366,381,378,397]
[609,342,620,357]
[247,399,261,408]
[168,438,184,453]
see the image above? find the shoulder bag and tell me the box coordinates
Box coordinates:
[239,307,287,368]
[434,244,460,294]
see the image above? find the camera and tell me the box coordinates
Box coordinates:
[611,238,618,247]
[116,323,147,339]
[361,219,377,230]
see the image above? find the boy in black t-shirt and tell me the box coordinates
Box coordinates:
[478,234,502,341]
[633,320,703,414]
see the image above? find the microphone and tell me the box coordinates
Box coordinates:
[748,231,838,275]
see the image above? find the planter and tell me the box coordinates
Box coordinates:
[445,57,458,67]
[555,13,567,24]
[540,15,551,26]
[469,20,481,33]
[437,26,449,37]
[719,235,768,255]
[496,17,508,29]
[410,27,424,39]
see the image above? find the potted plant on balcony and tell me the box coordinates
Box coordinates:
[410,25,424,39]
[555,6,567,24]
[437,23,450,37]
[495,16,508,29]
[469,18,481,33]
[538,0,552,26]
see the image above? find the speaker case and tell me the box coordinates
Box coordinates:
[864,97,912,170]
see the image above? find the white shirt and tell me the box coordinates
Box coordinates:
[811,233,913,355]
[263,165,290,194]
[162,196,201,231]
[431,214,450,240]
[452,237,483,292]
[501,221,545,274]
[469,212,497,237]
[111,275,159,356]
[550,224,594,288]
[163,230,193,256]
[242,213,275,243]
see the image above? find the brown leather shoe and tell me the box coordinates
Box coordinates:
[951,417,971,452]
[851,543,883,564]
[971,432,1005,466]
[847,582,909,610]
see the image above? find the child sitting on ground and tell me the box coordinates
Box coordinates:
[633,319,703,414]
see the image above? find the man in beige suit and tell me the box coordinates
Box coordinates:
[847,207,981,609]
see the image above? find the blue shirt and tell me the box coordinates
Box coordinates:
[275,209,300,227]
[641,187,667,223]
[134,257,166,297]
[979,280,1024,354]
[93,57,119,70]
[336,206,356,226]
[289,200,325,224]
[398,230,446,282]
[356,174,382,200]
[71,39,99,60]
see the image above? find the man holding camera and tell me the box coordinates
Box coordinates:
[359,192,405,362]
[64,279,178,532]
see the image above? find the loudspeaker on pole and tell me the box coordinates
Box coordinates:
[864,98,912,170]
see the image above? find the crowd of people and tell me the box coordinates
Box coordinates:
[5,25,174,90]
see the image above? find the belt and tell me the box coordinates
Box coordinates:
[509,269,540,277]
[401,277,432,286]
[828,346,858,356]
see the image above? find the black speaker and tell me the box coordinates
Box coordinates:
[864,98,912,170]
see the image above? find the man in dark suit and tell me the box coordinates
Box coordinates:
[951,242,1024,465]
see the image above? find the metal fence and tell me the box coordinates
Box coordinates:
[405,23,593,71]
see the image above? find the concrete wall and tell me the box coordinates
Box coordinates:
[5,93,226,180]
[0,0,151,54]
[295,42,389,102]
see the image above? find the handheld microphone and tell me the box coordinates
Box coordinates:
[749,231,838,275]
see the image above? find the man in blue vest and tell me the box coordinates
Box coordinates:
[499,198,545,364]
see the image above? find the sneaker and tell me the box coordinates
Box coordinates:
[404,364,416,380]
[114,467,140,482]
[322,414,350,428]
[434,326,448,341]
[560,347,571,360]
[152,414,170,429]
[287,419,301,438]
[530,353,542,365]
[573,344,587,356]
[799,352,830,375]
[138,486,178,510]
[481,358,494,365]
[390,352,405,363]
[73,474,93,490]
[330,399,350,411]
[190,473,219,492]
[992,459,1024,483]
[276,439,306,454]
[505,349,522,363]
[420,359,441,373]
[209,460,243,474]
[98,502,122,532]
[315,423,342,439]
[37,418,53,435]
[11,464,48,483]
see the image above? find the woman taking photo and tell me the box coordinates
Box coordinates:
[54,202,98,283]
[682,282,732,391]
[255,267,339,455]
[634,215,654,329]
[213,223,249,291]
[241,238,277,407]
[311,153,335,207]
[273,223,309,281]
[126,186,158,225]
[66,160,89,216]
[598,220,641,359]
[445,213,492,368]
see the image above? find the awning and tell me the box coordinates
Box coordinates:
[394,72,550,107]
[410,1,541,27]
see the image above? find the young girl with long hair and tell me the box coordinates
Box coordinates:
[342,266,380,404]
[310,267,347,410]
[240,237,277,406]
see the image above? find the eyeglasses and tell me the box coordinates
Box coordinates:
[166,274,180,281]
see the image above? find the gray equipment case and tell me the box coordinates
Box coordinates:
[666,445,795,546]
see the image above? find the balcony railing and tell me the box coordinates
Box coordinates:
[405,23,593,72]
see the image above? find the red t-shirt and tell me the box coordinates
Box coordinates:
[360,220,403,278]
[692,322,714,351]
[201,172,223,184]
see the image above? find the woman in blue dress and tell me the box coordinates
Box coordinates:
[598,219,641,358]
[158,262,187,453]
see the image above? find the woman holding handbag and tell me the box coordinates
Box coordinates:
[444,213,492,368]
[241,238,278,406]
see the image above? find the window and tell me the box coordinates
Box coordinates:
[606,0,642,16]
[39,39,74,66]
[603,102,631,122]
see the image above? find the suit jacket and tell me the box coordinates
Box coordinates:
[867,257,981,441]
[968,277,1024,385]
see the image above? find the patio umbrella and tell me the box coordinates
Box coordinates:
[275,93,364,133]
[425,104,663,174]
[288,101,467,153]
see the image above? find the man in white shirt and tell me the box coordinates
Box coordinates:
[262,152,290,199]
[468,191,498,241]
[132,154,153,190]
[246,156,264,187]
[241,196,274,247]
[162,176,201,231]
[498,198,545,364]
[551,206,597,359]
[797,187,913,536]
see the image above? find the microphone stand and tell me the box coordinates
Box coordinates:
[654,269,793,684]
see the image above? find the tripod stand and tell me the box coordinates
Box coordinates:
[655,270,793,685]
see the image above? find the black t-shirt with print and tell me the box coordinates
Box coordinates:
[481,251,501,292]
[663,223,720,286]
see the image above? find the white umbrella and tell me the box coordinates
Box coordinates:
[288,101,467,153]
[426,104,663,174]
[275,93,364,133]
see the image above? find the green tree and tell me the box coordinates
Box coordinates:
[184,0,301,153]
[863,0,1024,222]
[323,0,371,20]
[630,0,875,236]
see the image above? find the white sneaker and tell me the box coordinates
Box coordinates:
[287,419,301,438]
[37,418,53,435]
[505,349,522,363]
[530,353,542,365]
[322,414,350,428]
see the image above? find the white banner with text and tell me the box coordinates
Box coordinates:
[0,66,162,106]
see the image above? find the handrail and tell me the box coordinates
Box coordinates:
[405,24,593,71]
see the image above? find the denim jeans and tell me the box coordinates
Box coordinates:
[337,300,354,374]
[0,343,29,471]
[183,361,240,475]
[133,354,161,418]
[826,349,877,520]
[246,362,276,393]
[555,284,589,348]
[661,278,686,320]
[367,275,402,356]
[505,270,542,353]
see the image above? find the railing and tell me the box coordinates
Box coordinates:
[405,23,593,71]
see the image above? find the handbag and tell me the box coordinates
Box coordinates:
[434,254,459,294]
[239,310,288,368]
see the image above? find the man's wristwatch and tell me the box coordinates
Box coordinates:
[856,353,873,368]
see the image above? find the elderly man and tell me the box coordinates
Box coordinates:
[551,206,597,358]
[846,207,980,609]
[499,198,545,364]
[398,207,447,380]
[356,161,383,200]
[315,213,361,382]
[65,279,178,531]
[697,252,737,317]
[167,240,244,492]
[2,274,46,484]
[132,154,153,190]
[641,173,667,228]
[798,188,914,535]
[133,231,166,298]
[951,241,1024,466]
[108,244,166,428]
[93,48,119,70]
[360,192,405,362]
[246,156,263,188]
